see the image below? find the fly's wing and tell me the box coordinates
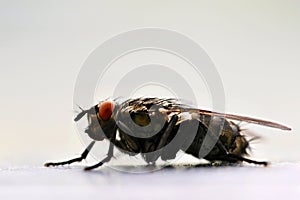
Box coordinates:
[117,98,291,131]
[174,108,291,131]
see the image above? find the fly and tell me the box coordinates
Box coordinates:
[45,97,291,170]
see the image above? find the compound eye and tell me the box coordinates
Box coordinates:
[99,101,115,121]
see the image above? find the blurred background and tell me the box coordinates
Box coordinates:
[0,0,299,168]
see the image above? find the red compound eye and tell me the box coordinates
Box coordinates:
[99,101,115,121]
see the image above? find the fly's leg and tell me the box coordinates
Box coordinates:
[84,142,114,171]
[205,152,268,167]
[156,115,179,150]
[84,132,116,171]
[224,154,268,166]
[207,140,268,166]
[142,115,178,164]
[44,141,96,167]
[156,115,179,160]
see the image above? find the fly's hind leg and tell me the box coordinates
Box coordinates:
[205,153,268,167]
[44,141,96,167]
[207,141,268,166]
[224,153,268,166]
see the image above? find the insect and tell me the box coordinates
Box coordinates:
[45,97,291,170]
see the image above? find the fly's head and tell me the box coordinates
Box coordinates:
[85,100,117,141]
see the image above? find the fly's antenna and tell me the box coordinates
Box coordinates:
[74,105,89,122]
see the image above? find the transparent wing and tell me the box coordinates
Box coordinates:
[174,108,291,131]
[119,97,291,131]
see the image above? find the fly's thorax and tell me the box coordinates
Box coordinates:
[130,111,151,127]
[114,102,169,139]
[131,110,168,131]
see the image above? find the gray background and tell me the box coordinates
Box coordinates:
[0,0,299,168]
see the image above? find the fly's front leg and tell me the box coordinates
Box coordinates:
[44,141,96,167]
[84,132,116,171]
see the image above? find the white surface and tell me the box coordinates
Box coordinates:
[1,163,299,200]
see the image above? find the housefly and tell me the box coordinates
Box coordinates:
[45,97,291,170]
